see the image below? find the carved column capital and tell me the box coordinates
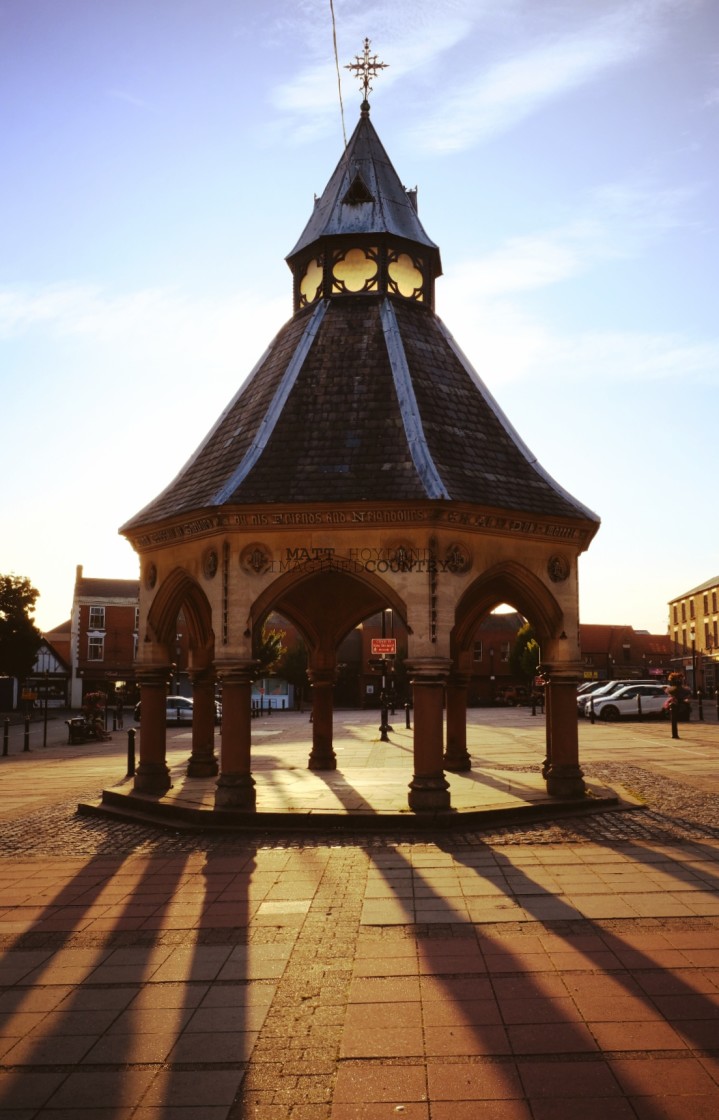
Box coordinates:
[405,656,452,684]
[135,665,172,688]
[214,659,259,687]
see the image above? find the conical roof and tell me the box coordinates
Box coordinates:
[287,110,440,266]
[122,109,598,535]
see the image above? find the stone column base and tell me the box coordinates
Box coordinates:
[545,764,586,799]
[443,746,471,772]
[308,746,337,770]
[187,755,219,778]
[214,772,256,811]
[133,762,172,795]
[408,773,451,812]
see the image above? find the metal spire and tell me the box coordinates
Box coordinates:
[345,37,388,110]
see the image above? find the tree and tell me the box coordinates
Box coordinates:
[509,621,540,684]
[254,625,287,677]
[277,641,309,709]
[0,574,43,682]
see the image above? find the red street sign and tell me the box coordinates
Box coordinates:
[371,638,397,656]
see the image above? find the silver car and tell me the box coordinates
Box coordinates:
[590,684,669,721]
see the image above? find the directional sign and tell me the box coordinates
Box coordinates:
[371,638,397,656]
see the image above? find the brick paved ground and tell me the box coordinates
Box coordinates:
[0,709,718,1118]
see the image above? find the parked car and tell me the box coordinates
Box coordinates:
[577,681,606,697]
[133,697,222,725]
[590,684,669,721]
[578,680,658,717]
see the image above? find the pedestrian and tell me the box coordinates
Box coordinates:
[116,696,124,729]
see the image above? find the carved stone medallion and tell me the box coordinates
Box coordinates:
[547,554,570,582]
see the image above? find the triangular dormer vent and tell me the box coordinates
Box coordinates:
[342,172,374,205]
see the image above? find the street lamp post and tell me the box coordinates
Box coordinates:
[690,624,698,698]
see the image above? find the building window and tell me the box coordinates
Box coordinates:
[690,599,695,619]
[681,602,686,622]
[713,591,717,613]
[500,642,510,662]
[88,635,104,661]
[704,594,709,616]
[672,605,678,625]
[89,606,105,630]
[134,607,140,630]
[133,634,138,660]
[473,641,483,662]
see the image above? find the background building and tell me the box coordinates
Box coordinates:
[668,576,719,695]
[69,565,140,708]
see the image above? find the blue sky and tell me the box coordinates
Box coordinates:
[1,0,717,636]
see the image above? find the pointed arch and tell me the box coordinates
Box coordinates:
[249,559,407,657]
[147,567,215,655]
[452,560,564,654]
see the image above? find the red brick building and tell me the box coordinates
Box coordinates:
[69,566,140,708]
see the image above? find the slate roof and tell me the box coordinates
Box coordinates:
[286,111,439,264]
[123,110,599,535]
[124,295,598,528]
[75,577,140,600]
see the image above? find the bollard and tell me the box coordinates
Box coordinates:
[112,713,117,731]
[671,704,679,740]
[405,701,411,729]
[637,695,642,719]
[2,718,8,757]
[589,699,595,725]
[531,697,537,716]
[127,728,136,777]
[23,717,30,752]
[698,694,704,722]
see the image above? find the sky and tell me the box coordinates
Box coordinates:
[1,0,717,637]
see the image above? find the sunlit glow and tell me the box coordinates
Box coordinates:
[300,258,323,303]
[332,248,378,293]
[388,252,424,299]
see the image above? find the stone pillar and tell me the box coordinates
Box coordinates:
[407,657,451,812]
[544,666,585,798]
[215,663,256,811]
[186,669,218,778]
[444,671,471,772]
[134,666,172,794]
[307,668,336,770]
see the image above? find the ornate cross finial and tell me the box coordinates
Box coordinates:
[345,37,388,108]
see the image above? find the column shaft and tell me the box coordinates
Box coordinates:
[134,668,172,794]
[407,658,451,812]
[215,664,256,810]
[308,672,336,770]
[445,674,471,772]
[187,671,218,777]
[544,672,585,798]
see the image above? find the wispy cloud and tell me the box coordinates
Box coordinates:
[440,282,719,391]
[446,180,698,298]
[413,1,678,152]
[268,0,479,135]
[436,171,714,388]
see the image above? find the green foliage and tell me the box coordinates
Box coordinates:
[0,574,43,681]
[277,641,308,694]
[254,625,287,677]
[509,621,540,682]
